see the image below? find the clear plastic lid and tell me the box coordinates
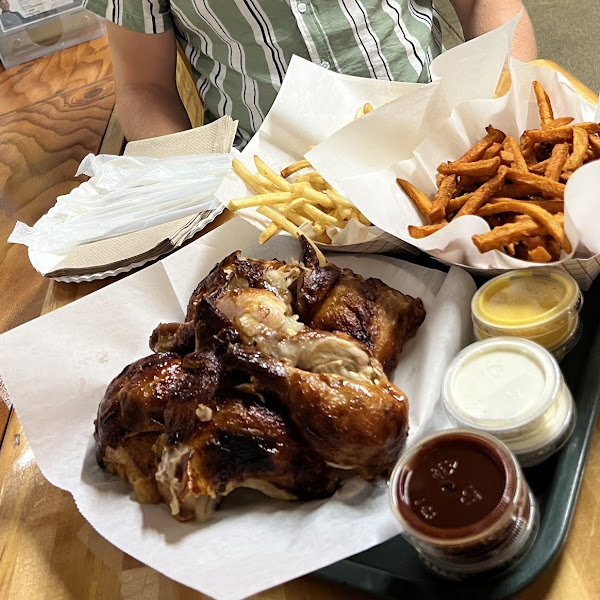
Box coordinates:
[471,268,583,356]
[442,338,576,466]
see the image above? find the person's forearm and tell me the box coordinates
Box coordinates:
[450,0,537,62]
[114,83,192,142]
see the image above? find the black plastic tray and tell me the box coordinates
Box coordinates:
[316,270,600,600]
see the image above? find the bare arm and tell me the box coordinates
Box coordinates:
[106,22,191,142]
[448,0,537,62]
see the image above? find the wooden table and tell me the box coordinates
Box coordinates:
[0,37,599,599]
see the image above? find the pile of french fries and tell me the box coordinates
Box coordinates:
[398,81,600,263]
[228,155,371,247]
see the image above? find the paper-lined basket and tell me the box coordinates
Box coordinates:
[307,19,600,289]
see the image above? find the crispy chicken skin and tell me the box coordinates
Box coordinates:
[95,350,337,520]
[225,342,408,480]
[296,238,426,376]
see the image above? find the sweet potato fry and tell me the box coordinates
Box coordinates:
[589,134,600,157]
[544,143,569,182]
[562,127,589,174]
[548,117,574,128]
[503,136,528,172]
[528,158,551,174]
[482,142,502,160]
[454,166,508,218]
[429,175,457,223]
[457,126,505,163]
[472,217,545,253]
[437,156,501,177]
[528,245,553,263]
[526,122,600,143]
[408,222,447,238]
[488,197,564,213]
[533,81,554,127]
[397,178,433,223]
[505,168,566,198]
[474,200,571,253]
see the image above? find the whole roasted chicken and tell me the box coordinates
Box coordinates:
[95,239,425,521]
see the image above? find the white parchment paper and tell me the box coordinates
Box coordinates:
[0,217,475,600]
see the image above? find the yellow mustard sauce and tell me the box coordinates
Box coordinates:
[472,270,582,358]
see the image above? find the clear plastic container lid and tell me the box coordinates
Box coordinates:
[471,268,583,359]
[442,338,576,466]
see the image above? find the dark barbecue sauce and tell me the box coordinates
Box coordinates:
[404,437,506,529]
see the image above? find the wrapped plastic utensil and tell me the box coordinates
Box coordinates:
[8,153,232,253]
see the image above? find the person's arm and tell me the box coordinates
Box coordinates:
[106,21,191,142]
[448,0,537,62]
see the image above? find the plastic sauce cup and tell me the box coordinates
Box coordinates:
[471,268,582,360]
[442,338,576,467]
[389,430,539,578]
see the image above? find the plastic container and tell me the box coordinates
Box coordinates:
[0,9,104,69]
[389,430,539,579]
[471,268,582,360]
[442,338,576,467]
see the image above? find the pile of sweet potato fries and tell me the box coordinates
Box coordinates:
[397,81,600,262]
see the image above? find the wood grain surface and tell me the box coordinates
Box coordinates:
[0,46,599,600]
[0,36,113,116]
[0,39,115,334]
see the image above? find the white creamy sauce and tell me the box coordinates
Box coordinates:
[449,348,547,425]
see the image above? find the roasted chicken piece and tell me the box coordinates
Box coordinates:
[150,250,301,354]
[156,388,338,521]
[225,343,409,480]
[95,350,337,521]
[296,238,426,376]
[95,352,187,504]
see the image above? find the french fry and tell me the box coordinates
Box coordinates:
[303,203,339,226]
[454,166,508,218]
[562,126,588,174]
[232,158,271,194]
[437,156,501,177]
[323,188,354,208]
[397,178,433,223]
[408,223,447,238]
[363,102,374,114]
[254,172,280,191]
[259,222,280,245]
[292,182,336,208]
[533,81,554,127]
[228,192,292,210]
[281,159,312,179]
[254,155,292,191]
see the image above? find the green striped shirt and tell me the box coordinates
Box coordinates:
[86,0,443,146]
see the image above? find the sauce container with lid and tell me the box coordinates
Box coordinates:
[471,268,582,360]
[442,337,575,467]
[389,430,539,579]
